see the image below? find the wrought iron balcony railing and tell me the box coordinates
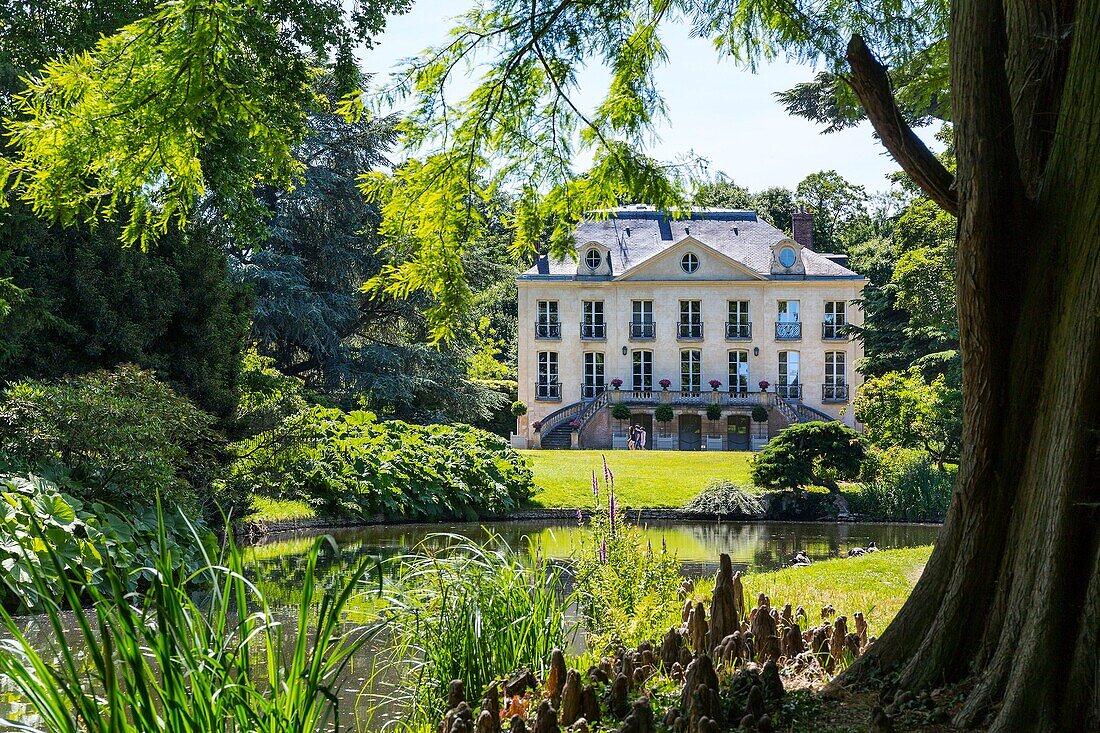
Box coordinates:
[775,382,802,399]
[535,321,561,339]
[580,322,606,339]
[775,321,802,340]
[535,382,561,400]
[629,321,656,339]
[725,322,752,340]
[677,321,704,339]
[822,383,849,402]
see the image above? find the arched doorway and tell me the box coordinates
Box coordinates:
[727,414,750,451]
[678,413,702,450]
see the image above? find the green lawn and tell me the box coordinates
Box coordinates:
[741,545,932,637]
[523,449,756,508]
[249,495,316,523]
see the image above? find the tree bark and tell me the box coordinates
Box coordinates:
[843,1,1100,730]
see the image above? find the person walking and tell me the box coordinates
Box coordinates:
[637,425,647,450]
[627,424,637,450]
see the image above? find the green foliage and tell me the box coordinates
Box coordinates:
[1,0,410,246]
[0,365,223,513]
[0,218,251,421]
[511,400,528,418]
[751,421,865,492]
[654,404,674,423]
[611,402,633,421]
[572,501,682,651]
[854,368,961,464]
[0,473,210,613]
[751,405,769,423]
[794,170,871,253]
[373,534,573,725]
[683,480,764,517]
[705,403,723,421]
[851,447,955,521]
[235,407,534,521]
[0,506,378,733]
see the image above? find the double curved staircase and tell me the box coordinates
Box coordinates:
[536,390,833,449]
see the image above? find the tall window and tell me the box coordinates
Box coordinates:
[583,352,605,399]
[536,352,559,399]
[581,301,606,339]
[776,300,801,340]
[536,300,560,339]
[823,301,847,339]
[632,350,653,391]
[727,300,751,339]
[680,349,701,393]
[630,300,654,338]
[728,351,750,393]
[778,351,800,398]
[679,300,702,338]
[824,351,847,401]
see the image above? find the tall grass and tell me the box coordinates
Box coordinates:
[0,507,380,733]
[369,533,575,729]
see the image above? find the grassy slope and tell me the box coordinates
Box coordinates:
[741,545,932,637]
[524,449,755,508]
[249,495,316,523]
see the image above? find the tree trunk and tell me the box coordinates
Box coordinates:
[844,2,1100,730]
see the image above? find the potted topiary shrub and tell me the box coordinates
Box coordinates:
[611,402,632,422]
[706,403,722,421]
[751,405,769,423]
[511,400,528,418]
[654,404,675,449]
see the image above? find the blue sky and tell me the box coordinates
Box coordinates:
[360,1,941,195]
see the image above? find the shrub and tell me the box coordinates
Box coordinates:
[0,510,374,733]
[751,405,769,423]
[850,447,955,521]
[510,400,528,417]
[751,421,865,492]
[235,407,534,520]
[572,498,682,651]
[684,480,764,517]
[655,404,674,423]
[0,473,212,613]
[374,534,573,724]
[611,402,632,421]
[0,365,223,514]
[706,403,722,421]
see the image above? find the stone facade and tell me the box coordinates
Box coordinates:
[515,205,868,449]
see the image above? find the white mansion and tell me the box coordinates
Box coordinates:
[514,205,867,450]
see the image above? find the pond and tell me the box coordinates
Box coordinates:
[2,519,939,726]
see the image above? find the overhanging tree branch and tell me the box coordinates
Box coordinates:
[845,34,958,216]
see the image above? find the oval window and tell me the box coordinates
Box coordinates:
[680,252,699,274]
[585,248,603,270]
[778,247,797,268]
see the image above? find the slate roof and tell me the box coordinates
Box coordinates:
[520,204,862,279]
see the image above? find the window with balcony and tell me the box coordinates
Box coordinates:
[776,300,801,340]
[726,300,751,339]
[823,301,848,340]
[728,350,750,394]
[632,350,653,391]
[536,351,560,400]
[582,352,605,399]
[581,301,606,339]
[678,300,703,339]
[778,350,801,399]
[680,349,701,393]
[536,300,560,339]
[824,351,848,402]
[630,300,655,339]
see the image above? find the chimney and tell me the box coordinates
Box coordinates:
[791,207,813,249]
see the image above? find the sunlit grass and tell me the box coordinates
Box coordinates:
[740,546,932,637]
[523,449,756,508]
[249,495,317,522]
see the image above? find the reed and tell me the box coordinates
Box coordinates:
[0,505,380,733]
[368,533,575,729]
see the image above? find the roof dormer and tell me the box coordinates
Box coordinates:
[770,238,806,276]
[577,241,613,277]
